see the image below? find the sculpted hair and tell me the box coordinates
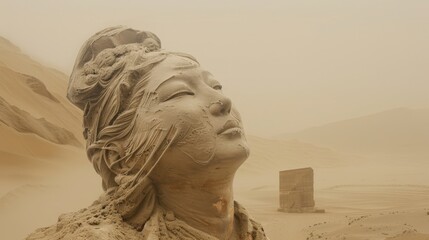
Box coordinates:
[68,27,202,227]
[67,27,198,190]
[84,45,167,190]
[80,48,199,190]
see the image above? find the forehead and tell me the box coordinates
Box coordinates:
[146,55,214,90]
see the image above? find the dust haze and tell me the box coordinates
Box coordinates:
[0,1,428,240]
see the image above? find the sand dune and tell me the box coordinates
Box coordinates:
[0,37,87,212]
[0,36,70,98]
[0,36,85,186]
[0,121,89,200]
[238,135,350,175]
[0,36,82,141]
[246,136,347,169]
[0,66,82,139]
[0,36,428,240]
[0,37,95,238]
[235,135,363,190]
[278,107,429,157]
[0,96,80,147]
[24,75,59,103]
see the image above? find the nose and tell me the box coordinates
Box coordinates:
[209,96,232,116]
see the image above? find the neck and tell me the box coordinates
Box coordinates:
[155,172,237,239]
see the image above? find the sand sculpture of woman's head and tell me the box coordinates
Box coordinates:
[26,26,268,240]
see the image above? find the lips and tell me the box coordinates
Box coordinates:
[217,119,242,135]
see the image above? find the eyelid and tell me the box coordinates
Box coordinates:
[163,89,195,101]
[213,84,222,90]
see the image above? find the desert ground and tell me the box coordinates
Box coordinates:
[1,36,428,240]
[1,139,428,240]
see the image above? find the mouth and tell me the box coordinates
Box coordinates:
[217,120,243,135]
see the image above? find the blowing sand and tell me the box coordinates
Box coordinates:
[0,34,428,240]
[235,184,429,240]
[1,142,428,240]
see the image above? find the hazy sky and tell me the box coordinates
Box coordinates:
[1,0,428,137]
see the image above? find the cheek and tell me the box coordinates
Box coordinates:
[173,106,217,165]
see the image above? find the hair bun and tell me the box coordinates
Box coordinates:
[67,26,161,110]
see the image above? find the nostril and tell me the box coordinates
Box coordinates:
[209,97,232,116]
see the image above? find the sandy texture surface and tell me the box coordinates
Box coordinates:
[2,166,429,240]
[0,36,428,239]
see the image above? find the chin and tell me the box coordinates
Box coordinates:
[214,134,250,166]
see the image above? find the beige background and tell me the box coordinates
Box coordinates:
[1,0,428,136]
[1,1,428,239]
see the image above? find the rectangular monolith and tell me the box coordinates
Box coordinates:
[278,167,324,213]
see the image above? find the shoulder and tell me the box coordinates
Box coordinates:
[26,201,141,240]
[234,201,270,240]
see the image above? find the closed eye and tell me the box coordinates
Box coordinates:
[163,90,194,101]
[213,84,222,90]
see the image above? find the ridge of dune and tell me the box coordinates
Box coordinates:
[0,66,83,137]
[0,96,81,147]
[242,135,350,172]
[235,135,359,190]
[0,36,21,52]
[0,37,85,187]
[24,75,60,103]
[0,36,69,97]
[278,107,429,157]
[0,35,84,148]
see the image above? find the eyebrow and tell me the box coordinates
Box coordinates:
[154,75,179,91]
[154,70,215,91]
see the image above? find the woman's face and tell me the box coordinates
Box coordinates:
[135,55,249,181]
